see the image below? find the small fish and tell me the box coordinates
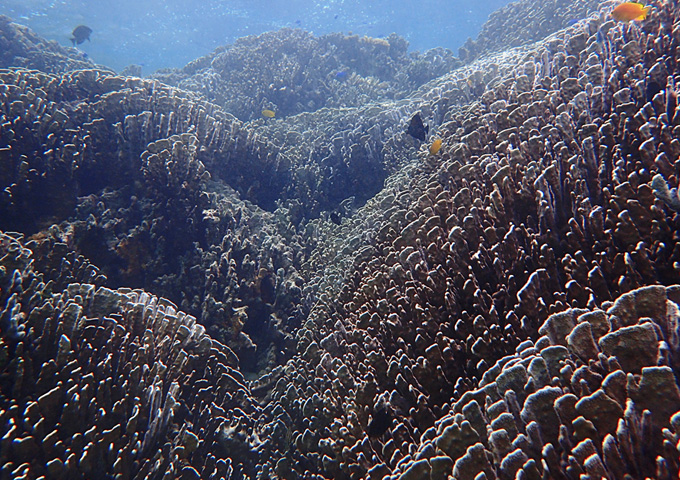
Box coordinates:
[71,25,92,46]
[611,2,650,22]
[646,80,663,102]
[367,406,393,437]
[429,138,442,155]
[259,271,277,305]
[330,211,342,225]
[666,79,677,122]
[406,113,429,141]
[335,70,348,80]
[262,109,276,118]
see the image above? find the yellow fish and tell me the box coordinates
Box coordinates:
[429,138,442,155]
[262,109,276,118]
[611,2,650,22]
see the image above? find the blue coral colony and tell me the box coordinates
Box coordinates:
[2,1,680,479]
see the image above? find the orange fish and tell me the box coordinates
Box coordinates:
[611,2,650,22]
[429,138,442,155]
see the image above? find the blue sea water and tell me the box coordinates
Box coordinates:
[1,0,514,74]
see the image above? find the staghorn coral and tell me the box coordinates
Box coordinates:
[2,0,680,478]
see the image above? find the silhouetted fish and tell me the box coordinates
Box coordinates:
[259,272,277,304]
[71,25,92,46]
[407,113,429,141]
[330,211,342,225]
[367,406,393,437]
[667,83,677,122]
[646,80,663,102]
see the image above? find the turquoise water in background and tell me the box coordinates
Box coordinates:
[0,0,513,74]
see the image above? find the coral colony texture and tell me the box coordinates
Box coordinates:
[3,0,680,478]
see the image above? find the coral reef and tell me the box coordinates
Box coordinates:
[151,29,461,121]
[2,0,680,478]
[0,232,256,479]
[458,0,604,62]
[0,15,104,74]
[384,285,680,479]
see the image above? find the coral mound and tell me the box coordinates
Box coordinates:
[391,285,680,479]
[152,29,461,121]
[0,15,106,74]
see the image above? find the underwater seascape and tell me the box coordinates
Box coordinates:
[2,0,680,479]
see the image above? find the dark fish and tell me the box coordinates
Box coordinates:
[367,406,393,437]
[71,25,92,46]
[407,113,429,141]
[666,86,677,123]
[259,272,277,304]
[646,80,663,103]
[330,211,342,225]
[335,70,348,80]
